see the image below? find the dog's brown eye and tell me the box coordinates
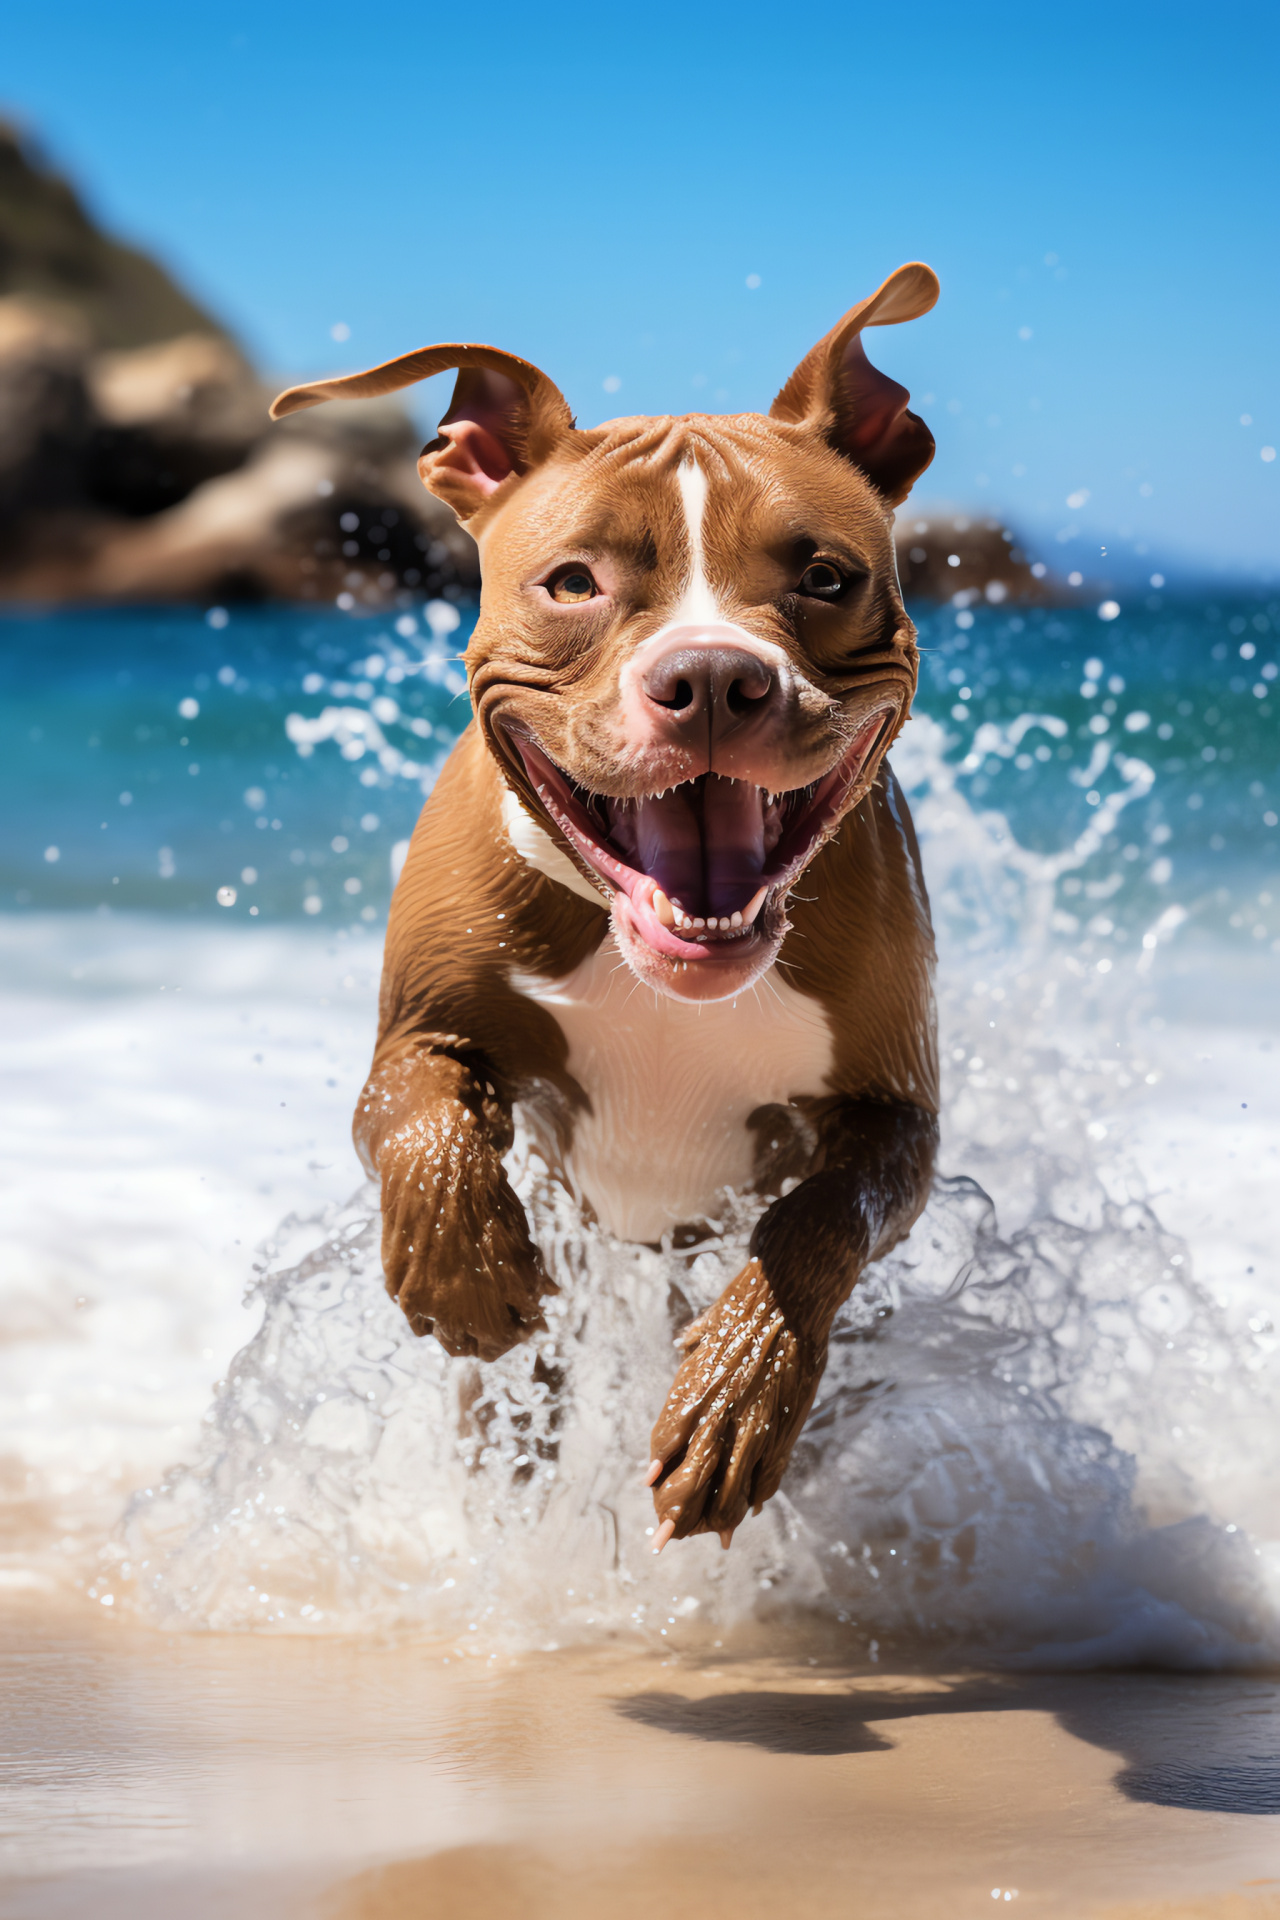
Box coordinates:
[799,561,848,599]
[549,568,599,604]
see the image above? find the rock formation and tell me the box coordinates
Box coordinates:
[892,506,1053,605]
[0,123,476,608]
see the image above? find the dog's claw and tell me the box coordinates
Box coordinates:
[645,1457,663,1487]
[652,1518,676,1554]
[719,1528,735,1551]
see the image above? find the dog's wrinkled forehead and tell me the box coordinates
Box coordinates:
[482,412,896,615]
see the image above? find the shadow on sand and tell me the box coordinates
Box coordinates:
[615,1672,1280,1813]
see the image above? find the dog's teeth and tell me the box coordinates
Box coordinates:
[741,886,768,927]
[693,916,706,929]
[651,887,676,929]
[730,910,743,928]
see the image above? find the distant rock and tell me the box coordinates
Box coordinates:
[893,504,1059,603]
[0,124,477,609]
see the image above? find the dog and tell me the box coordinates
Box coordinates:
[271,262,940,1552]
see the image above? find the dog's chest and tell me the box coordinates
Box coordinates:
[512,938,834,1242]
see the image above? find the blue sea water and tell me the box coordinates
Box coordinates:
[3,590,1277,943]
[2,589,1278,1663]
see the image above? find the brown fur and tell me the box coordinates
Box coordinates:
[274,263,943,1544]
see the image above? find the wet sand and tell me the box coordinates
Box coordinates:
[2,1600,1278,1919]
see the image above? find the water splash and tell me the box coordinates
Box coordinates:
[112,717,1280,1666]
[113,1130,1277,1665]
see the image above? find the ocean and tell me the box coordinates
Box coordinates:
[2,586,1277,1667]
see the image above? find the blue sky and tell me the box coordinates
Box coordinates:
[6,1,1278,573]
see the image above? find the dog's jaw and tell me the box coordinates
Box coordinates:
[502,707,897,1002]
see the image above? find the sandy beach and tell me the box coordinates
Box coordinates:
[2,1597,1279,1919]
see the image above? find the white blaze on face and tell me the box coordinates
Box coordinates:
[621,453,791,701]
[671,455,721,628]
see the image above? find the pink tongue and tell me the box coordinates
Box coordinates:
[609,775,766,919]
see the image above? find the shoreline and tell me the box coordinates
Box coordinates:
[3,1597,1279,1919]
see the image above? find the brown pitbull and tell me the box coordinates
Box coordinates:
[271,263,940,1551]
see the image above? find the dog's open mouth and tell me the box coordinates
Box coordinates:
[504,708,893,967]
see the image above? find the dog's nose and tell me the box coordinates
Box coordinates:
[640,644,779,748]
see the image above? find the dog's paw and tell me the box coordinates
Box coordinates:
[393,1230,549,1362]
[647,1258,819,1543]
[380,1108,553,1361]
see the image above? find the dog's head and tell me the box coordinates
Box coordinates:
[273,263,938,1003]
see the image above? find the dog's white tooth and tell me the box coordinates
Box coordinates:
[652,887,676,929]
[693,916,706,929]
[741,886,768,927]
[730,910,743,928]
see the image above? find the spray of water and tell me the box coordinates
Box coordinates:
[109,716,1280,1666]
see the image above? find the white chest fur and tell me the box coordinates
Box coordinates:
[512,939,835,1242]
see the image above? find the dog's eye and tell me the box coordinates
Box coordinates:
[548,568,599,605]
[799,561,848,599]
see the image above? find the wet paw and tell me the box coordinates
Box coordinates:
[380,1116,553,1361]
[647,1258,819,1542]
[395,1239,549,1361]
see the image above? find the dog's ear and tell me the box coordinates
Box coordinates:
[271,345,575,521]
[769,262,939,507]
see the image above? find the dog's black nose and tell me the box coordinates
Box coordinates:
[641,644,778,747]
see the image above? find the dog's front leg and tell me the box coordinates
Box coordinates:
[647,1100,937,1546]
[356,1040,553,1361]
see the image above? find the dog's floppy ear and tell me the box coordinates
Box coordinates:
[769,262,939,507]
[271,345,575,521]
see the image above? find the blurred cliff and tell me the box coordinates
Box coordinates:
[0,122,1057,610]
[893,505,1055,606]
[0,122,476,607]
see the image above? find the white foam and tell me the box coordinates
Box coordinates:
[0,916,379,1545]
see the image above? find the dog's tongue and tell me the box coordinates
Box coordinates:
[608,774,767,920]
